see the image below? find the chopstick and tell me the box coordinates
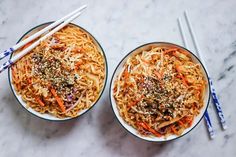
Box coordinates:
[0,6,87,74]
[184,11,227,130]
[177,18,188,48]
[204,110,215,138]
[0,4,87,60]
[178,16,216,139]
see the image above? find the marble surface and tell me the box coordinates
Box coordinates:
[0,0,235,156]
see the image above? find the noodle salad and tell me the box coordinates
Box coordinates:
[11,25,106,118]
[113,45,207,138]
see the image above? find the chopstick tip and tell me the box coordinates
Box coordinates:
[222,124,228,130]
[210,134,216,139]
[184,10,188,16]
[79,4,88,11]
[83,4,88,9]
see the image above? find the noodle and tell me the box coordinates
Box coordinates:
[113,46,206,137]
[11,25,106,118]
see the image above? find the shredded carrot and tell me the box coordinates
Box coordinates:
[175,65,181,72]
[50,88,66,112]
[163,48,178,54]
[123,82,129,89]
[138,121,149,130]
[35,97,45,107]
[124,68,129,80]
[139,75,145,83]
[194,90,201,99]
[186,118,193,126]
[171,125,178,134]
[180,74,188,86]
[75,60,83,69]
[27,78,32,84]
[195,85,203,90]
[128,101,137,109]
[175,65,188,86]
[185,116,193,122]
[154,70,163,80]
[189,119,193,126]
[138,121,162,137]
[194,85,203,98]
[183,116,193,126]
[178,120,184,126]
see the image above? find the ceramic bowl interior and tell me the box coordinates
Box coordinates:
[110,42,210,142]
[8,22,108,121]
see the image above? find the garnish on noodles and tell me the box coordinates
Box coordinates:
[113,46,206,137]
[11,25,106,118]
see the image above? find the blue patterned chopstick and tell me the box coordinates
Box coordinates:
[204,110,215,138]
[209,78,227,129]
[184,11,227,130]
[0,60,13,73]
[177,17,216,139]
[0,48,14,60]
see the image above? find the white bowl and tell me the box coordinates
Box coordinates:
[8,22,108,121]
[109,42,210,142]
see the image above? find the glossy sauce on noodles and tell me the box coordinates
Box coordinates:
[113,46,206,137]
[11,25,105,118]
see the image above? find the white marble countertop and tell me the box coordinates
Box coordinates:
[0,0,235,156]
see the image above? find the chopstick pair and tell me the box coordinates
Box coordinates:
[177,15,215,139]
[0,4,87,73]
[178,11,227,139]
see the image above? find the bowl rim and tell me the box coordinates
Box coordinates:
[109,42,211,142]
[8,22,108,122]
